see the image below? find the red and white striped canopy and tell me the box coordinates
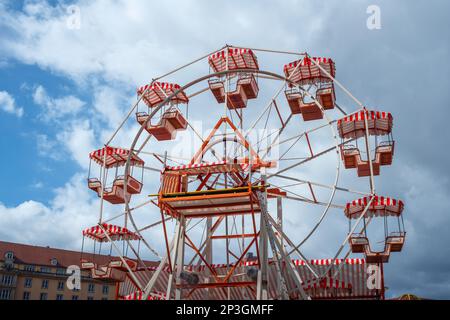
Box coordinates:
[345,195,404,219]
[82,223,141,242]
[292,258,365,266]
[284,56,335,86]
[129,258,365,271]
[119,258,380,300]
[208,48,259,73]
[337,110,393,139]
[89,146,144,169]
[137,82,189,108]
[122,291,166,300]
[164,160,250,175]
[302,276,351,291]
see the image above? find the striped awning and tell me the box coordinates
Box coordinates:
[337,110,393,139]
[118,258,381,300]
[209,48,259,73]
[122,291,166,300]
[137,81,189,107]
[164,161,249,175]
[89,146,144,168]
[345,195,404,219]
[82,223,141,242]
[284,56,335,86]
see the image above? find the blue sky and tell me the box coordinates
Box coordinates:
[1,0,450,298]
[0,63,79,205]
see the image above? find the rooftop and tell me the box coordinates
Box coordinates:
[0,240,158,268]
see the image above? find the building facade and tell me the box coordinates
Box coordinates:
[0,241,118,300]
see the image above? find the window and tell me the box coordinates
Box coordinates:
[41,279,49,289]
[24,278,32,288]
[87,296,94,301]
[88,283,95,293]
[72,295,79,300]
[40,267,51,273]
[24,265,35,272]
[102,285,109,295]
[101,297,108,301]
[40,293,48,300]
[1,275,13,286]
[56,294,64,301]
[23,292,31,300]
[56,268,65,275]
[57,281,64,291]
[0,289,11,300]
[4,251,14,260]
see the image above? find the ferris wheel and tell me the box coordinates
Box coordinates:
[79,45,406,300]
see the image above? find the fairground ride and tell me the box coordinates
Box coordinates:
[80,45,405,300]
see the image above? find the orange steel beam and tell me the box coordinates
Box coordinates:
[207,174,222,190]
[308,182,318,203]
[305,132,314,157]
[222,233,259,283]
[272,99,285,127]
[185,240,195,251]
[160,208,173,273]
[153,153,164,165]
[159,190,261,220]
[196,173,212,191]
[184,234,220,282]
[159,203,179,219]
[249,193,261,267]
[168,200,260,211]
[160,190,252,203]
[190,117,225,165]
[267,187,287,198]
[222,116,260,161]
[189,116,261,165]
[179,209,261,219]
[161,184,264,199]
[233,108,243,123]
[228,250,240,261]
[186,216,225,266]
[231,171,245,185]
[211,216,225,232]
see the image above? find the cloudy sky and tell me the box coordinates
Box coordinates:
[0,0,449,299]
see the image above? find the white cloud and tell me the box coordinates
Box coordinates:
[30,181,44,189]
[36,134,61,160]
[56,119,96,169]
[92,85,130,129]
[30,181,45,189]
[0,90,24,117]
[0,0,328,86]
[0,174,97,250]
[31,83,94,168]
[33,85,85,121]
[31,84,92,165]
